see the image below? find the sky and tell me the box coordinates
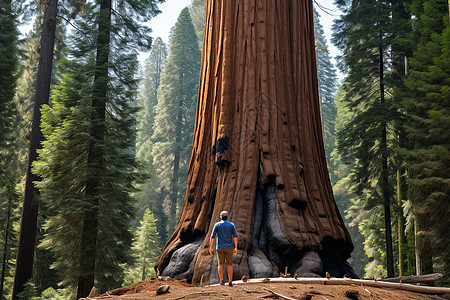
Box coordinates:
[148,0,193,44]
[146,0,343,76]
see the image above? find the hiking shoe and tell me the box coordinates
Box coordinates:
[220,281,225,286]
[228,281,233,287]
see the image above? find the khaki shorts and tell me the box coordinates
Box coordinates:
[217,249,233,265]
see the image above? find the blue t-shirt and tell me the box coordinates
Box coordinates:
[211,220,237,250]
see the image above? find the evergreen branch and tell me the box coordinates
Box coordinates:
[58,15,88,37]
[313,0,339,16]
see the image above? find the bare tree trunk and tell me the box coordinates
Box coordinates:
[156,0,355,285]
[379,42,394,278]
[12,1,58,298]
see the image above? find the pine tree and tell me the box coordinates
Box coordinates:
[13,16,67,294]
[152,7,201,233]
[388,0,414,276]
[0,176,20,300]
[12,0,59,297]
[330,87,369,278]
[33,0,164,297]
[135,37,169,245]
[137,37,168,155]
[14,24,40,175]
[333,0,413,278]
[0,0,18,154]
[402,0,449,284]
[0,0,20,298]
[313,8,339,184]
[125,209,161,284]
[189,0,205,44]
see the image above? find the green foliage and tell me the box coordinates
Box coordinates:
[13,19,40,176]
[333,0,448,280]
[32,0,163,294]
[134,38,169,244]
[313,8,339,183]
[152,7,201,232]
[331,87,369,277]
[124,209,161,285]
[0,1,21,298]
[0,174,21,300]
[333,0,393,198]
[401,0,450,285]
[189,0,205,44]
[0,0,18,153]
[3,0,447,292]
[137,37,168,150]
[347,195,387,278]
[17,282,68,300]
[37,287,70,300]
[333,0,414,277]
[332,79,390,276]
[17,281,39,300]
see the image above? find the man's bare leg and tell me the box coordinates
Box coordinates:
[227,264,233,285]
[218,264,225,283]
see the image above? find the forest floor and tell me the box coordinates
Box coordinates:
[89,276,448,300]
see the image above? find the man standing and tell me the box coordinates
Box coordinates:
[209,211,238,286]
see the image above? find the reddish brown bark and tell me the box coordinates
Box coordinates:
[155,0,354,285]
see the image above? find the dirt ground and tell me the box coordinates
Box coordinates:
[91,277,447,300]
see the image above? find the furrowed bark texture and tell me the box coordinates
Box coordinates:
[155,0,354,285]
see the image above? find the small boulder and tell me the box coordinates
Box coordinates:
[156,285,170,295]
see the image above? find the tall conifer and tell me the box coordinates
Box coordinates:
[135,37,169,245]
[152,7,201,232]
[126,209,161,283]
[0,0,21,298]
[333,0,412,277]
[402,0,449,283]
[313,8,339,183]
[33,0,163,297]
[330,87,370,277]
[12,0,59,297]
[0,0,18,153]
[189,0,205,44]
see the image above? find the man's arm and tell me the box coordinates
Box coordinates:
[209,237,215,254]
[231,224,238,254]
[209,223,218,254]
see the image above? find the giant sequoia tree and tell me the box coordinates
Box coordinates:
[155,1,355,285]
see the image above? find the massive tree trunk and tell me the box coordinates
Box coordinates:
[155,0,355,285]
